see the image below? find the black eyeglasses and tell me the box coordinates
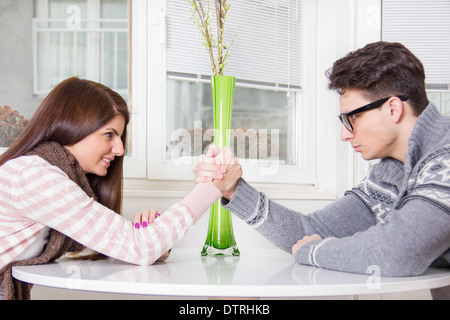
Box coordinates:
[338,96,408,132]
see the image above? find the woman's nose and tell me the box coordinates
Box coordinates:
[112,139,125,156]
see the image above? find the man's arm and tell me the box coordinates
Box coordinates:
[295,198,450,276]
[222,178,378,254]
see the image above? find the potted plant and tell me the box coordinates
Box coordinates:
[188,0,239,256]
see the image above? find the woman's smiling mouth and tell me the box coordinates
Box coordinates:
[102,157,113,166]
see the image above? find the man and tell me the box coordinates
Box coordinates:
[194,42,449,298]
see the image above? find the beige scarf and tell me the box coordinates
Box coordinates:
[0,142,95,300]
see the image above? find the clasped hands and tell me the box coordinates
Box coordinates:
[192,144,242,200]
[133,144,241,227]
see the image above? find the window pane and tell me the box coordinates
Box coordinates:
[166,79,296,165]
[100,0,129,92]
[427,91,450,115]
[49,0,87,18]
[36,0,129,96]
[0,0,129,148]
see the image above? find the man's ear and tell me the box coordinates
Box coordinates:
[388,96,404,123]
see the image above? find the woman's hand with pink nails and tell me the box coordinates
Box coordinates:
[133,208,160,229]
[133,209,171,262]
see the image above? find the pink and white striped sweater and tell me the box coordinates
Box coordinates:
[0,155,222,269]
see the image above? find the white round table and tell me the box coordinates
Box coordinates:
[12,248,450,298]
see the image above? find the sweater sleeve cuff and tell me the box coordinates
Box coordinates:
[221,178,260,221]
[182,182,222,224]
[295,239,330,267]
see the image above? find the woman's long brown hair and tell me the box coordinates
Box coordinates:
[0,76,130,217]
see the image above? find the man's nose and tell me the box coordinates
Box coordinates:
[340,125,354,142]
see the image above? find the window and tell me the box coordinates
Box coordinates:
[34,0,129,96]
[142,0,317,184]
[0,0,131,154]
[382,0,450,115]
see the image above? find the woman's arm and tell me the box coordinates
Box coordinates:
[11,158,224,265]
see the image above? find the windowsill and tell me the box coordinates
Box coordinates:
[123,178,338,201]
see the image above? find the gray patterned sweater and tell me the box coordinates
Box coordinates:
[222,102,450,278]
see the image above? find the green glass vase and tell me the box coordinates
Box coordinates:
[201,75,240,256]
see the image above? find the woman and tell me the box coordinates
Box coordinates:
[0,77,241,299]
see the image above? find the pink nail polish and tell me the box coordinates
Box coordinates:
[135,223,140,229]
[142,221,148,228]
[149,217,155,223]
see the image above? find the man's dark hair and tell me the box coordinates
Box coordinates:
[327,41,429,116]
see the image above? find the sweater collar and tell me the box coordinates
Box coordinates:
[406,102,449,169]
[363,103,446,190]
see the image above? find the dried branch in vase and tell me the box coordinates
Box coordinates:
[188,0,236,76]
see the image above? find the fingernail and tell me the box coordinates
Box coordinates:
[221,166,227,173]
[135,223,140,230]
[156,213,161,218]
[149,217,155,223]
[142,221,148,228]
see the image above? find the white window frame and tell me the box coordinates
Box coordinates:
[124,0,147,178]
